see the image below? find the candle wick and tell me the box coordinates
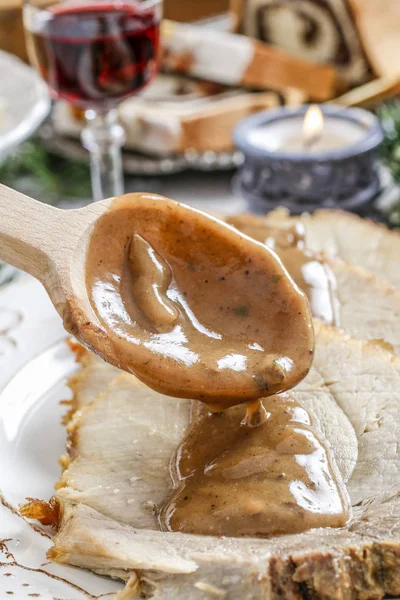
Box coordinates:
[303,132,321,151]
[302,104,324,151]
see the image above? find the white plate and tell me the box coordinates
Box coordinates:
[0,275,122,598]
[0,51,50,159]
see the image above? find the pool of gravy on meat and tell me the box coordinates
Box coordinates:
[227,214,340,326]
[85,194,349,537]
[85,194,314,409]
[161,394,350,537]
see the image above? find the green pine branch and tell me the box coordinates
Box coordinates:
[378,101,400,226]
[0,139,91,201]
[379,101,400,184]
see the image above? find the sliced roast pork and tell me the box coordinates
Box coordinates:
[22,208,400,599]
[34,322,400,598]
[331,261,400,355]
[58,373,191,529]
[299,211,400,288]
[67,341,121,409]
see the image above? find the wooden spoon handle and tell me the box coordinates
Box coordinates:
[0,184,63,280]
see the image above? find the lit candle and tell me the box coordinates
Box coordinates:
[233,104,384,214]
[247,105,367,154]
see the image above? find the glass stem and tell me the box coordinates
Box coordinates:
[81,108,126,201]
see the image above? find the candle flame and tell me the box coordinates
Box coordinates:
[303,105,324,148]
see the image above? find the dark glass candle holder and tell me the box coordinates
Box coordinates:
[233,104,384,214]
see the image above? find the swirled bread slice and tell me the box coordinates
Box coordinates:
[347,0,400,79]
[231,0,371,86]
[45,323,400,599]
[161,20,338,100]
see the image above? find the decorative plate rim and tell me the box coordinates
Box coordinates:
[0,274,122,599]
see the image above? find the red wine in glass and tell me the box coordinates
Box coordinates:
[28,2,160,109]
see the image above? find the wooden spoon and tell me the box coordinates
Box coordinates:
[0,184,314,406]
[0,183,111,331]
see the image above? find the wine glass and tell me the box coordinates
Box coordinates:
[23,0,162,201]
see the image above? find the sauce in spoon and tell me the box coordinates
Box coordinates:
[85,193,314,409]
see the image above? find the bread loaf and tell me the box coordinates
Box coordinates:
[230,0,371,86]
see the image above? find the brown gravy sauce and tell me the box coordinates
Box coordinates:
[227,215,340,326]
[161,394,350,537]
[85,194,314,410]
[85,196,348,538]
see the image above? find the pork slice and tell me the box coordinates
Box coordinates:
[67,347,121,409]
[333,261,400,355]
[50,498,400,600]
[301,211,400,288]
[260,208,400,289]
[59,323,400,518]
[312,321,400,508]
[290,364,357,484]
[63,321,400,522]
[228,212,400,354]
[58,374,191,528]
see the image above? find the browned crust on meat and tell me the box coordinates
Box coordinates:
[20,497,62,531]
[269,541,400,599]
[61,343,90,465]
[63,339,90,428]
[66,338,88,362]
